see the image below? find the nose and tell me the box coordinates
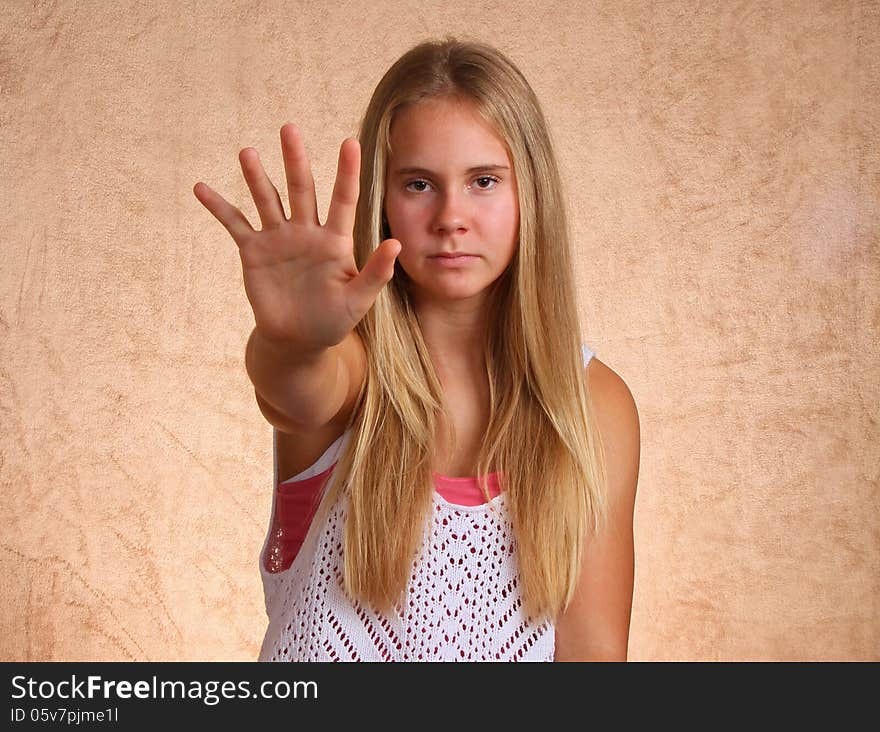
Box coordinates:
[432,189,469,234]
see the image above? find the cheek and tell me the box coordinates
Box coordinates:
[486,197,519,235]
[387,196,421,230]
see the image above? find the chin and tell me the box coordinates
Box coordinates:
[427,283,491,301]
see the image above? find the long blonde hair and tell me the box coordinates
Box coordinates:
[312,36,608,622]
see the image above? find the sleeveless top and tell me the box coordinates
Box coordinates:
[258,343,596,661]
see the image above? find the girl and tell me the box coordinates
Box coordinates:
[194,37,640,661]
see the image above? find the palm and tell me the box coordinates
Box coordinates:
[239,225,360,348]
[193,124,399,349]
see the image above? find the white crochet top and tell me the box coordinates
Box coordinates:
[258,343,596,662]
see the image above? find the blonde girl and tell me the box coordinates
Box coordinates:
[194,36,640,661]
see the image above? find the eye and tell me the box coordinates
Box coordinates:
[404,179,431,193]
[473,175,500,190]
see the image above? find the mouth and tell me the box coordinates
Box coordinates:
[429,253,478,267]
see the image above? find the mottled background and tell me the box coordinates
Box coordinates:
[1,0,877,661]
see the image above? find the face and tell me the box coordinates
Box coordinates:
[383,97,519,306]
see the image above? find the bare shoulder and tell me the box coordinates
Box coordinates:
[584,356,640,506]
[587,357,638,416]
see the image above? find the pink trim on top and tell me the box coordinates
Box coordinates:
[430,471,502,506]
[267,464,502,574]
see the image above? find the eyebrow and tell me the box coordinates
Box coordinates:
[392,164,510,176]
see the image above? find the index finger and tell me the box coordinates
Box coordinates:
[324,137,360,239]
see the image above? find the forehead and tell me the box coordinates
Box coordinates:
[388,98,510,166]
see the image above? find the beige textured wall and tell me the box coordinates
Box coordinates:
[1,0,877,661]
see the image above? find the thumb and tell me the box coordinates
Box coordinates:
[345,239,401,318]
[380,239,401,279]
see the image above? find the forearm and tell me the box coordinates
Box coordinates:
[245,327,344,431]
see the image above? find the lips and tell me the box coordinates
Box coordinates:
[429,252,478,268]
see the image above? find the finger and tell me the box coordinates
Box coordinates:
[345,239,400,322]
[239,147,287,229]
[280,123,320,227]
[193,182,255,245]
[324,137,360,239]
